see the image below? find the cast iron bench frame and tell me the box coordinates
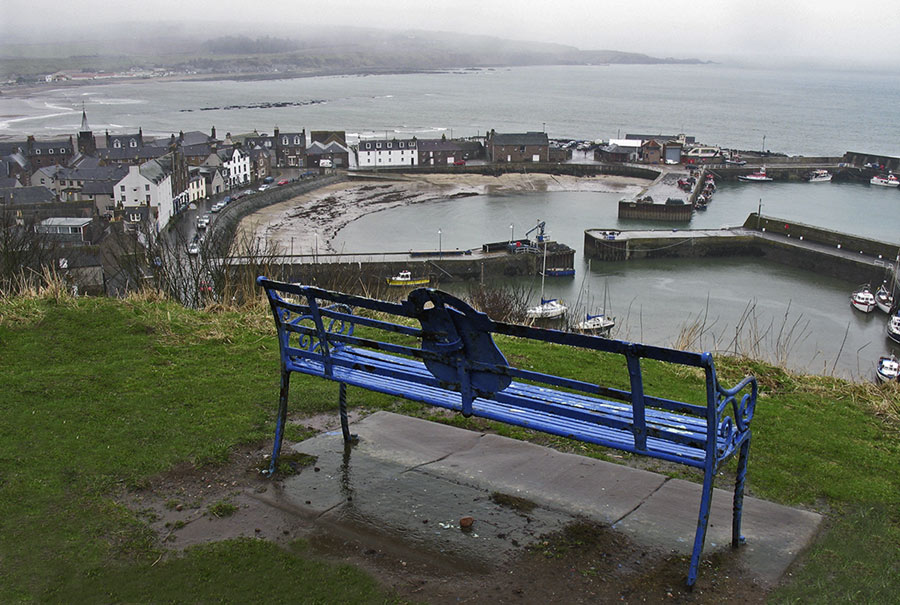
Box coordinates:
[258,277,757,587]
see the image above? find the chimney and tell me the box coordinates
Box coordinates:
[211,126,216,140]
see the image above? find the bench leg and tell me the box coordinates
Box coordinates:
[732,436,751,548]
[338,382,357,444]
[687,464,716,588]
[267,368,291,476]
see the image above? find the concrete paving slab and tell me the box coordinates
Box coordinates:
[614,478,823,586]
[266,411,822,587]
[427,433,666,523]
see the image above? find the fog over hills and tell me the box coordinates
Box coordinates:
[0,22,706,79]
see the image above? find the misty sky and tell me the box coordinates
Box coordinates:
[3,0,899,68]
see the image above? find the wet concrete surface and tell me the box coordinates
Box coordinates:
[256,411,823,586]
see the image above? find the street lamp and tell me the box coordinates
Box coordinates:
[762,135,766,154]
[438,229,442,259]
[509,224,514,243]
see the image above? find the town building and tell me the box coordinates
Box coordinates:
[485,131,549,163]
[114,160,174,233]
[356,138,419,168]
[417,139,483,166]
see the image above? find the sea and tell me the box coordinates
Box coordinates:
[2,64,900,379]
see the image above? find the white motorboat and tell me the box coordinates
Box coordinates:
[575,313,615,335]
[387,270,430,287]
[875,281,894,313]
[887,313,900,344]
[870,173,900,187]
[875,355,900,383]
[807,169,832,183]
[850,284,876,313]
[526,298,568,319]
[738,167,773,182]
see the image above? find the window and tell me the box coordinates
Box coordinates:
[60,148,66,153]
[129,139,137,148]
[294,136,301,145]
[35,149,41,154]
[120,185,125,192]
[409,141,416,148]
[114,140,121,148]
[120,195,126,202]
[49,149,54,154]
[145,184,150,191]
[282,137,288,145]
[387,142,392,149]
[146,195,151,203]
[365,143,371,149]
[399,141,405,148]
[376,142,382,149]
[129,213,141,222]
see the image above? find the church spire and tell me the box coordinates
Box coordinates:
[80,103,90,133]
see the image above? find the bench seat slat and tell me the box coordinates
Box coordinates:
[286,347,724,465]
[321,347,713,436]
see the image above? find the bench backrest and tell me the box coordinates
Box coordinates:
[258,277,755,467]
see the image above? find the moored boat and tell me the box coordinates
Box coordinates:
[386,270,430,287]
[887,313,900,344]
[875,281,894,313]
[807,169,832,183]
[875,355,900,383]
[544,267,576,277]
[870,173,900,187]
[526,297,568,319]
[575,313,615,335]
[850,284,876,313]
[738,166,773,182]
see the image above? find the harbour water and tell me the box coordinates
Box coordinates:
[3,64,900,378]
[333,181,900,380]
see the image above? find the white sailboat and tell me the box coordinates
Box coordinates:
[526,242,567,319]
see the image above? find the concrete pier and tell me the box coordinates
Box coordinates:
[585,213,899,284]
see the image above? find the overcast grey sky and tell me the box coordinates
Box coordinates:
[3,0,899,68]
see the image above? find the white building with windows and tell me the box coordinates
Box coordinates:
[356,138,418,168]
[114,160,174,233]
[219,147,251,189]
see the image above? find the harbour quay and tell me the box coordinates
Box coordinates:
[232,241,575,286]
[585,213,899,284]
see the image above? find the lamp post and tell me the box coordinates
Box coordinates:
[509,223,514,243]
[762,135,766,154]
[438,229,442,259]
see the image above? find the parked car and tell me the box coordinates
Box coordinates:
[188,242,200,255]
[258,184,270,192]
[277,179,289,186]
[197,214,210,229]
[223,196,232,204]
[263,176,275,184]
[242,190,254,197]
[210,201,226,212]
[453,159,466,166]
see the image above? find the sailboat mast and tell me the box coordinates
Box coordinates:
[540,240,547,301]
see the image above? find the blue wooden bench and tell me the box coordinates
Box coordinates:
[257,277,758,587]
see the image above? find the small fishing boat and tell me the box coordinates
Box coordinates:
[870,173,900,187]
[875,281,894,313]
[851,284,877,313]
[543,268,576,277]
[386,270,430,287]
[807,169,832,183]
[575,313,615,335]
[875,355,900,383]
[526,298,568,319]
[887,313,900,344]
[738,167,773,182]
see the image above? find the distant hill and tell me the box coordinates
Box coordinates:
[0,23,708,80]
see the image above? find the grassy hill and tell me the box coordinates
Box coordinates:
[0,289,897,602]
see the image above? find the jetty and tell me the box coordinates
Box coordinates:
[585,213,899,284]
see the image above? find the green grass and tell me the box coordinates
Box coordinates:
[0,293,898,602]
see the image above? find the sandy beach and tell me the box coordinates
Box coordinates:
[236,172,647,255]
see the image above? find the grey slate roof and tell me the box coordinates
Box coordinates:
[139,159,169,184]
[417,139,481,153]
[491,132,548,146]
[81,180,115,195]
[0,186,58,205]
[306,140,350,155]
[97,147,166,161]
